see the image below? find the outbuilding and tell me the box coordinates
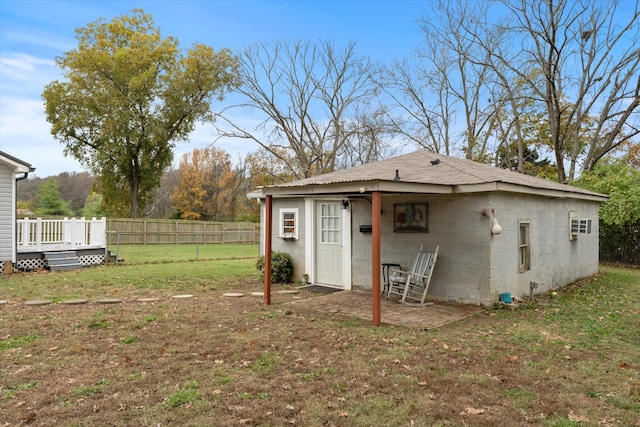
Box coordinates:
[249,150,607,321]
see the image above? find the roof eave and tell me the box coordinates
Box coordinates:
[257,180,454,197]
[250,180,608,202]
[454,182,607,201]
[0,156,33,174]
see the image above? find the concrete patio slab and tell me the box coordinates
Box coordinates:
[287,291,482,329]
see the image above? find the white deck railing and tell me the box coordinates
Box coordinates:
[17,217,107,253]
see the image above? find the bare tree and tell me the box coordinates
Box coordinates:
[381,54,455,155]
[57,172,95,213]
[388,0,638,182]
[501,0,639,182]
[145,168,181,218]
[213,40,382,179]
[384,1,503,162]
[469,0,639,182]
[335,103,400,169]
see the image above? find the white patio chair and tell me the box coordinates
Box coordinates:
[387,245,439,305]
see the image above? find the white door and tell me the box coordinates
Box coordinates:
[316,202,343,286]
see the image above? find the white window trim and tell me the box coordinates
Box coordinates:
[518,221,531,273]
[279,208,298,239]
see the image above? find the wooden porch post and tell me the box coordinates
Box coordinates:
[372,191,381,326]
[264,195,273,305]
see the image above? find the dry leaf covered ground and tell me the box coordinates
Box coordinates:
[1,264,639,426]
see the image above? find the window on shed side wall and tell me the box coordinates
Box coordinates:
[279,208,298,239]
[518,222,531,272]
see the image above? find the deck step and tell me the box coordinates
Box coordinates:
[107,250,125,264]
[44,251,83,271]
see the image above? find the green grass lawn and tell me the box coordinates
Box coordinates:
[2,244,261,301]
[108,243,259,264]
[1,263,638,426]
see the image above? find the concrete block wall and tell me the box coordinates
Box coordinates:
[350,192,601,306]
[349,198,373,290]
[349,193,493,301]
[266,191,601,305]
[489,193,600,299]
[420,194,493,304]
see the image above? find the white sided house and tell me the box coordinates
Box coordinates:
[0,151,108,275]
[0,151,34,274]
[250,150,608,307]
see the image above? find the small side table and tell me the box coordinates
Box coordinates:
[382,263,401,297]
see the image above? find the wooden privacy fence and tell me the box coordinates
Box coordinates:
[106,219,260,245]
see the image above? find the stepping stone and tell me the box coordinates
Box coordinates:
[24,300,52,306]
[61,299,88,305]
[277,290,299,295]
[136,298,160,302]
[172,294,194,299]
[96,298,122,304]
[221,292,244,298]
[251,292,264,297]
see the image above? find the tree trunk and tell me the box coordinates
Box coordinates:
[130,179,140,218]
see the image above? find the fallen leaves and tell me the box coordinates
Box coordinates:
[567,411,590,423]
[461,407,486,415]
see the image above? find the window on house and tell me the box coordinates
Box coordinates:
[279,208,298,239]
[518,222,530,272]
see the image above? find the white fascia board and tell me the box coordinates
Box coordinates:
[261,181,453,197]
[454,182,608,202]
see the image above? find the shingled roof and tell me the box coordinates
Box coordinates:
[255,150,607,201]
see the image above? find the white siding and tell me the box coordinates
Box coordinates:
[0,164,14,262]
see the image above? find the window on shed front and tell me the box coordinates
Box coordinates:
[320,203,340,244]
[518,222,530,272]
[279,208,298,239]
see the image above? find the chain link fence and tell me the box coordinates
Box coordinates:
[600,222,640,266]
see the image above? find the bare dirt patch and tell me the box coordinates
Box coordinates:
[1,273,639,426]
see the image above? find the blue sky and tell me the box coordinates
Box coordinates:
[0,0,426,177]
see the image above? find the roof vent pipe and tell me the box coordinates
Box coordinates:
[394,169,400,181]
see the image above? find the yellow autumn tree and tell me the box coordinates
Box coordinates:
[171,147,242,221]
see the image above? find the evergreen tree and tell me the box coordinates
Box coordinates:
[35,178,74,217]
